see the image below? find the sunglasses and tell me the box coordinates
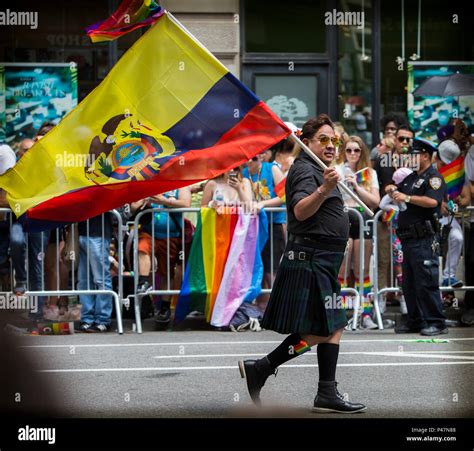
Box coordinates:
[251,156,259,162]
[397,136,412,143]
[345,148,361,154]
[312,135,340,147]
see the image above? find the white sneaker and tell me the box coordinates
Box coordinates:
[361,315,378,330]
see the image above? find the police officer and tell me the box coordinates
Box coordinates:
[386,138,447,336]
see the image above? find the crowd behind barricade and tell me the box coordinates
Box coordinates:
[0,115,473,334]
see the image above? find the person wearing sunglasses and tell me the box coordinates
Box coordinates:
[335,136,380,330]
[373,124,414,310]
[369,113,408,162]
[239,114,366,414]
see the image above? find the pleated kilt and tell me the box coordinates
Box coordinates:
[261,239,348,336]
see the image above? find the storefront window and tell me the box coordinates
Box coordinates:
[244,0,326,53]
[0,0,110,101]
[380,0,472,116]
[337,0,373,147]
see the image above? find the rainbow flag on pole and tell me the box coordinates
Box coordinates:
[439,156,465,200]
[355,167,370,184]
[274,177,286,202]
[0,12,290,230]
[86,0,165,42]
[175,208,268,326]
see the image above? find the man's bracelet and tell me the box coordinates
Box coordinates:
[317,187,328,198]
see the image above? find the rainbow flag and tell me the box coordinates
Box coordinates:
[294,340,311,355]
[355,167,370,184]
[86,0,165,42]
[274,177,286,202]
[0,13,290,230]
[382,208,398,223]
[175,208,268,326]
[439,156,465,200]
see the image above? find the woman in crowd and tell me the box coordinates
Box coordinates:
[335,136,380,329]
[201,166,252,210]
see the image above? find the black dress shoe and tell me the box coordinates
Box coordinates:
[394,323,422,334]
[312,381,366,414]
[420,325,448,336]
[238,357,276,406]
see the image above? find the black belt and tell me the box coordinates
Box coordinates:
[288,235,347,252]
[396,220,436,240]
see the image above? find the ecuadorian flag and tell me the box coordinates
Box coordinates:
[0,12,290,229]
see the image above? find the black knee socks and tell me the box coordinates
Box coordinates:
[317,343,339,381]
[267,333,311,369]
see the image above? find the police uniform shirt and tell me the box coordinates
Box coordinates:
[286,151,350,239]
[397,165,446,229]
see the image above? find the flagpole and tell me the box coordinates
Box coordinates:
[288,133,375,217]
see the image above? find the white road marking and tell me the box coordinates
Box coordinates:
[21,337,474,349]
[37,361,474,373]
[151,351,474,359]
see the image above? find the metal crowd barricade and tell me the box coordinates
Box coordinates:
[0,208,125,334]
[132,207,200,334]
[131,206,372,332]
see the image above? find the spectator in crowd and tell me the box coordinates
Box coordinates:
[134,187,191,328]
[261,149,273,163]
[272,138,296,176]
[0,144,17,284]
[436,138,470,288]
[370,113,408,161]
[444,120,474,326]
[76,213,114,332]
[335,136,380,329]
[30,122,70,316]
[201,167,252,211]
[373,125,414,304]
[243,152,286,312]
[0,139,50,320]
[333,122,349,162]
[378,167,414,317]
[16,138,35,159]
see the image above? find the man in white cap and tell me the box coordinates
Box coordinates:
[436,139,471,289]
[0,143,16,176]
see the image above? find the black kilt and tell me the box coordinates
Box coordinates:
[261,240,348,336]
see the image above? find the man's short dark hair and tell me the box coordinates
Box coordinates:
[396,124,414,135]
[300,114,334,140]
[37,121,56,137]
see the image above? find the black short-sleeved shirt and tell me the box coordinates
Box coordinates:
[396,165,446,229]
[286,151,349,239]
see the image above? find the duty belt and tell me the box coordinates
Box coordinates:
[396,220,436,240]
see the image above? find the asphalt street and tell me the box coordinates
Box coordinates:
[13,327,474,418]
